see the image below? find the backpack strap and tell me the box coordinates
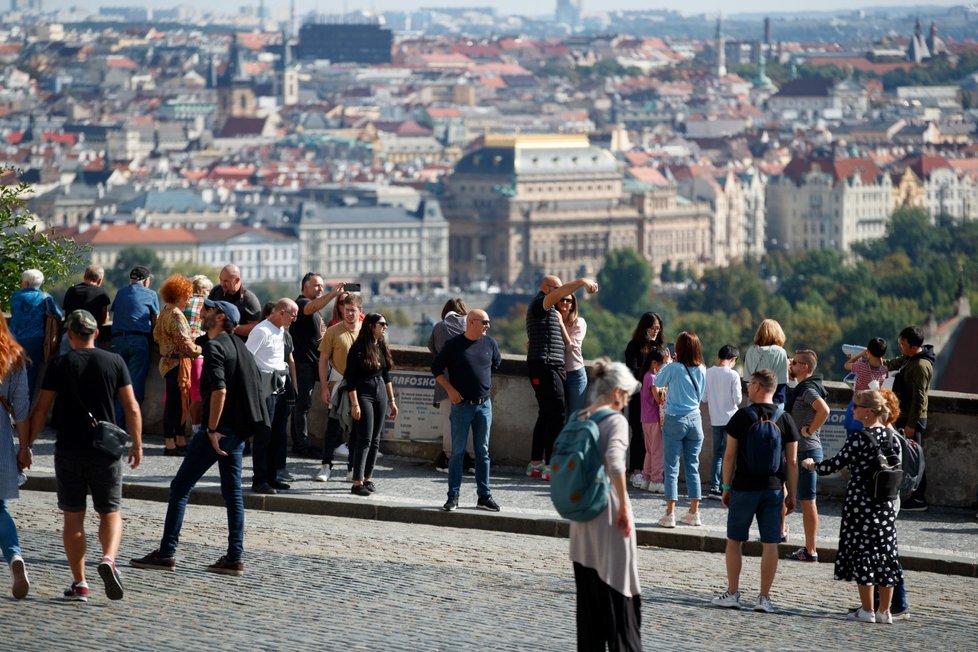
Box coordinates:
[588,408,618,424]
[744,405,759,423]
[770,407,784,430]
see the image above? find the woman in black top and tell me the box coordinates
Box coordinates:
[345,313,398,496]
[623,312,664,483]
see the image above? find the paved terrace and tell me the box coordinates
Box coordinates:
[21,432,978,578]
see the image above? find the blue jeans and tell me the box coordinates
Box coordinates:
[159,427,246,561]
[710,425,726,491]
[21,336,44,400]
[727,488,784,544]
[448,400,492,498]
[112,334,150,422]
[563,368,587,417]
[663,412,704,501]
[0,500,21,564]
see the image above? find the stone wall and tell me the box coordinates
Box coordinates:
[136,343,978,508]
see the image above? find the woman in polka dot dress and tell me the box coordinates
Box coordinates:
[801,389,903,624]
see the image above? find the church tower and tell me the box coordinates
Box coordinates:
[715,13,727,78]
[216,34,257,129]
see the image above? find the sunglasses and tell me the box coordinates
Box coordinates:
[375,322,388,327]
[559,297,573,304]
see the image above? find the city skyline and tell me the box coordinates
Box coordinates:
[22,1,970,18]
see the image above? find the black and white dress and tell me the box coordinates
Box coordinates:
[814,426,903,587]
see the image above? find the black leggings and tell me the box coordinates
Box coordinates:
[163,367,184,441]
[528,361,566,462]
[351,378,388,482]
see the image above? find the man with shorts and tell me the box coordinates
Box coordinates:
[711,369,799,613]
[28,310,143,602]
[784,349,829,562]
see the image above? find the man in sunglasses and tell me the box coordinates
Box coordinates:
[432,309,502,512]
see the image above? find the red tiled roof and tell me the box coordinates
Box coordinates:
[783,156,881,186]
[63,224,197,245]
[627,166,670,186]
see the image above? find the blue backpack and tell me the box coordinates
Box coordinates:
[744,406,784,476]
[549,408,617,521]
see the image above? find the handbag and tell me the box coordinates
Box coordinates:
[63,373,130,459]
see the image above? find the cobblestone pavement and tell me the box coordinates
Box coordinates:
[22,432,978,572]
[2,491,977,651]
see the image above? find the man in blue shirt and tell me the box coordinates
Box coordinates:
[432,309,502,512]
[110,266,159,414]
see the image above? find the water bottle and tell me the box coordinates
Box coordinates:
[17,471,28,487]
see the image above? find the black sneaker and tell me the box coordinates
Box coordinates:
[206,556,243,576]
[130,549,176,571]
[269,480,291,491]
[97,558,124,600]
[902,498,928,512]
[277,471,295,482]
[350,484,371,497]
[476,495,500,512]
[252,482,277,495]
[443,495,459,511]
[434,451,449,473]
[363,480,376,493]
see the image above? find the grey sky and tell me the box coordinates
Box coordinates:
[36,2,968,17]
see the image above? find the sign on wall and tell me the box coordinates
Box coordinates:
[383,371,441,441]
[819,408,849,459]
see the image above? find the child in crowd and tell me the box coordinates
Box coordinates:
[703,345,743,499]
[843,337,889,434]
[637,347,670,493]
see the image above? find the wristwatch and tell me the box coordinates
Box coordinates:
[207,427,219,434]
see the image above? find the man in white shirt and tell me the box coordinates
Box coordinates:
[246,298,298,494]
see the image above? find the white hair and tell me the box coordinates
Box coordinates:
[588,356,640,400]
[22,269,44,288]
[192,275,214,295]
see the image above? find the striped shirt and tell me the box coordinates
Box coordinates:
[852,358,888,392]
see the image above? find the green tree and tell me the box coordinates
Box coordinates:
[107,246,166,292]
[0,177,87,310]
[596,248,652,315]
[580,303,636,360]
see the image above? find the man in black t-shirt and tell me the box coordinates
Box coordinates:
[711,369,799,614]
[208,264,263,339]
[28,309,143,603]
[289,273,346,456]
[59,265,110,354]
[432,309,502,512]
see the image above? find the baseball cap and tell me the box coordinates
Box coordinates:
[130,266,152,281]
[65,309,97,336]
[203,298,240,327]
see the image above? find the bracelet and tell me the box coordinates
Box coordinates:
[721,484,732,491]
[207,427,218,434]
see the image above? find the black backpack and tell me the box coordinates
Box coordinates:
[862,428,904,501]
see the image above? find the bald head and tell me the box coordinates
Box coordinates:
[464,309,490,340]
[269,298,298,328]
[540,275,562,294]
[219,264,242,295]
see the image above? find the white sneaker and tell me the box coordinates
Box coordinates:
[334,444,350,458]
[847,608,876,623]
[679,511,702,526]
[754,594,775,613]
[875,610,893,624]
[345,469,353,482]
[658,512,676,528]
[10,556,29,599]
[646,482,665,494]
[637,479,650,491]
[313,465,331,483]
[630,471,645,488]
[711,590,741,609]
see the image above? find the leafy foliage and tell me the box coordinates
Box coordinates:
[0,177,88,311]
[596,248,653,314]
[106,246,166,293]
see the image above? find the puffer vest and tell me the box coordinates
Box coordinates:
[525,293,564,366]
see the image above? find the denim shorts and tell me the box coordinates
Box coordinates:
[727,488,784,544]
[55,448,124,514]
[797,447,823,501]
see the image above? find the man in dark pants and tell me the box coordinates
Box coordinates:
[290,274,346,457]
[524,274,598,479]
[110,266,158,421]
[432,309,502,512]
[884,325,935,512]
[130,299,269,576]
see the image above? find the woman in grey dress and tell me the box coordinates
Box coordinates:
[568,357,642,651]
[0,312,31,599]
